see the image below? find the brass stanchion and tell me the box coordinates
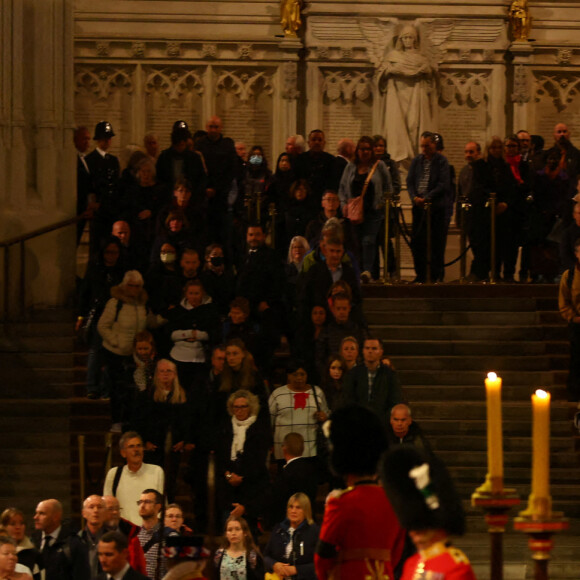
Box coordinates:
[105,432,113,474]
[268,203,277,249]
[425,200,432,284]
[383,191,392,285]
[393,191,401,282]
[489,192,497,284]
[459,193,471,283]
[78,435,86,521]
[256,191,261,224]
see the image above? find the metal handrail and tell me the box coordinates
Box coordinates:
[1,214,84,320]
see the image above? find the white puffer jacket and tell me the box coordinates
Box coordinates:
[97,285,163,356]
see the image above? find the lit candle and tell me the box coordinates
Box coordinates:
[530,389,551,517]
[485,372,504,493]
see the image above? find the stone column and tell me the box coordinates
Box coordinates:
[509,42,534,133]
[275,38,302,152]
[0,0,75,313]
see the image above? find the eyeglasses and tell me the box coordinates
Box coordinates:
[136,499,155,506]
[233,404,249,410]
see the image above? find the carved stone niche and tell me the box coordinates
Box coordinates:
[281,61,300,100]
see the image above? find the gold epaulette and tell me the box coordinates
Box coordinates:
[326,486,355,503]
[447,546,471,565]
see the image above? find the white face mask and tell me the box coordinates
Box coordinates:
[160,252,176,264]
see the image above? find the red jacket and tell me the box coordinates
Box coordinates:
[315,483,405,580]
[400,541,476,580]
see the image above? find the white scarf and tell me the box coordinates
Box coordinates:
[231,415,257,460]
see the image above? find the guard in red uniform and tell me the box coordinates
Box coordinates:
[315,405,406,580]
[382,446,477,580]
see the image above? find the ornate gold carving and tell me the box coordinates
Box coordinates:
[280,0,303,37]
[508,0,532,41]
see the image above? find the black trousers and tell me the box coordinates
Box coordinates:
[411,205,446,282]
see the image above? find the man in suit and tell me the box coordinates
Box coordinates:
[342,338,403,426]
[95,530,149,580]
[269,432,319,525]
[32,499,90,580]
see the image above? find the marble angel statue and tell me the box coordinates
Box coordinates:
[360,20,452,164]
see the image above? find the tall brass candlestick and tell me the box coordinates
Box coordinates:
[485,372,504,493]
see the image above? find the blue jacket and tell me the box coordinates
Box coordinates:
[338,160,393,211]
[264,519,320,580]
[406,152,451,209]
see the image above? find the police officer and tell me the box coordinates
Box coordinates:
[85,121,121,252]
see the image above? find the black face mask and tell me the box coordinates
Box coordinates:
[210,256,225,267]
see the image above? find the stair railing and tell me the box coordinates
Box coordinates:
[0,215,83,321]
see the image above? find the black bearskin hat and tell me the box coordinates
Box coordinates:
[329,405,388,476]
[381,446,465,536]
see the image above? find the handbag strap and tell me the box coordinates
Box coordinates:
[311,386,321,412]
[360,161,380,199]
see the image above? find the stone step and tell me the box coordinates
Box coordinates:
[3,321,73,338]
[448,465,580,484]
[397,369,564,386]
[431,435,573,453]
[0,367,74,385]
[419,419,574,437]
[382,340,554,356]
[436,449,577,468]
[371,325,568,341]
[0,335,75,353]
[364,297,556,312]
[0,449,70,464]
[390,354,567,371]
[410,401,570,421]
[403,384,568,401]
[367,310,543,325]
[363,284,559,298]
[0,352,75,368]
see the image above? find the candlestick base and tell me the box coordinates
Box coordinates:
[471,488,520,580]
[513,514,569,580]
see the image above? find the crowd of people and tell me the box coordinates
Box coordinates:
[3,116,578,580]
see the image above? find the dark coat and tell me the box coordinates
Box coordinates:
[165,300,221,351]
[236,244,286,310]
[294,151,337,201]
[264,519,320,580]
[155,146,207,203]
[92,566,149,580]
[269,457,319,525]
[32,524,90,580]
[386,421,433,456]
[85,149,120,204]
[342,363,403,426]
[216,415,273,519]
[297,259,361,323]
[406,152,450,209]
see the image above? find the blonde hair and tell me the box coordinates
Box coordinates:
[153,359,187,403]
[226,389,260,418]
[287,492,314,524]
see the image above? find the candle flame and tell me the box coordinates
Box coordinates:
[487,372,497,381]
[535,389,548,399]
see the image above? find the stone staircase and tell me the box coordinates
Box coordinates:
[364,283,580,579]
[0,310,75,517]
[1,286,579,578]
